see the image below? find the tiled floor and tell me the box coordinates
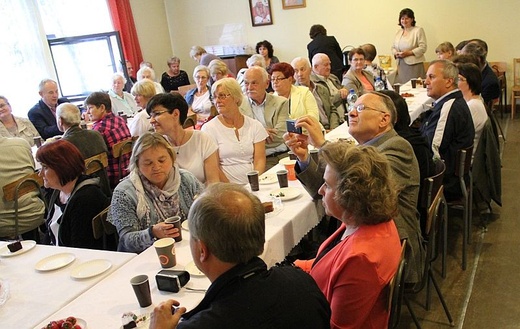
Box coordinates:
[398,114,520,328]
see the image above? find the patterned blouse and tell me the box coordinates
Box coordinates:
[160,70,190,92]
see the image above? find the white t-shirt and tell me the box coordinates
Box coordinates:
[467,98,488,155]
[191,90,212,120]
[169,130,218,184]
[202,116,268,184]
[128,110,152,137]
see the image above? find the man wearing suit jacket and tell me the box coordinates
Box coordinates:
[291,57,340,130]
[283,92,425,284]
[240,66,290,168]
[28,79,69,139]
[307,24,344,80]
[311,53,348,121]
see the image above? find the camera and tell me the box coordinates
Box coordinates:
[286,119,302,134]
[156,270,190,293]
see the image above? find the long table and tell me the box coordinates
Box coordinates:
[399,81,434,123]
[0,242,135,328]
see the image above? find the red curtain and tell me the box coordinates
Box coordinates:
[107,0,143,72]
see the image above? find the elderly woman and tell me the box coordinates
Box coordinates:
[201,78,268,184]
[295,142,401,329]
[108,72,138,117]
[136,66,165,94]
[37,140,110,249]
[236,54,266,92]
[160,56,190,93]
[189,46,219,66]
[342,48,375,95]
[457,63,488,153]
[0,96,39,145]
[185,65,213,124]
[391,8,427,83]
[271,62,319,121]
[108,132,204,253]
[129,79,156,137]
[208,59,233,85]
[256,40,279,72]
[148,93,220,185]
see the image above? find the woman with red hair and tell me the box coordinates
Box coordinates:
[36,140,110,249]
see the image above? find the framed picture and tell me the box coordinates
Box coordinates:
[249,0,273,26]
[282,0,306,9]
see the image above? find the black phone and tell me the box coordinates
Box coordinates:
[286,119,302,134]
[156,270,190,293]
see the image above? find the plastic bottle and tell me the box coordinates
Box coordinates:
[374,77,385,91]
[347,89,358,110]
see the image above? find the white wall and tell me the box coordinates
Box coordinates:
[134,0,520,91]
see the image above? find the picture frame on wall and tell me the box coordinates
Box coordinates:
[249,0,273,26]
[282,0,306,10]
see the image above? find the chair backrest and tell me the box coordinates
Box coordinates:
[183,114,197,129]
[454,145,474,178]
[112,137,135,181]
[513,58,520,87]
[388,239,407,329]
[92,205,118,250]
[178,84,196,97]
[85,152,111,197]
[420,159,446,209]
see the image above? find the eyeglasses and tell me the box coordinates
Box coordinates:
[195,75,208,80]
[348,104,388,114]
[270,77,288,82]
[149,110,169,118]
[213,93,232,101]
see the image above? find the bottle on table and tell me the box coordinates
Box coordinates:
[374,77,385,91]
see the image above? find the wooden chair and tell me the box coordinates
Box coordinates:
[177,84,196,97]
[404,185,455,329]
[85,152,111,197]
[183,114,197,129]
[387,239,407,329]
[489,61,507,117]
[111,137,135,182]
[511,58,520,119]
[92,205,118,250]
[2,172,46,238]
[446,145,474,271]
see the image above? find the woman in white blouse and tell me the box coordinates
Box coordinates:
[391,8,427,84]
[202,78,267,184]
[148,92,220,185]
[184,65,213,125]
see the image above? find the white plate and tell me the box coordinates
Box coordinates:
[268,187,302,201]
[0,240,36,257]
[181,220,189,231]
[70,259,112,279]
[185,261,205,277]
[35,252,76,272]
[259,174,277,185]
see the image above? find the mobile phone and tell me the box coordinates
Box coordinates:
[156,270,190,293]
[286,119,302,134]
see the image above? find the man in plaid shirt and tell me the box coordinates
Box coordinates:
[85,92,132,188]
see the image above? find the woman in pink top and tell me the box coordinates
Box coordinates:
[295,142,401,329]
[341,48,375,96]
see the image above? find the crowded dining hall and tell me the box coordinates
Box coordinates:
[0,1,517,328]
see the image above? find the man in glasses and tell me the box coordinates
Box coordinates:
[283,91,425,285]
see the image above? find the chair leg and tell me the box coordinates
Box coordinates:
[468,178,473,245]
[430,269,456,326]
[442,202,448,278]
[462,199,468,271]
[404,296,423,329]
[493,111,506,142]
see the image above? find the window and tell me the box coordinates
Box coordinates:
[0,0,113,117]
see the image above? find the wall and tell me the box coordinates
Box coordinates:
[135,0,520,90]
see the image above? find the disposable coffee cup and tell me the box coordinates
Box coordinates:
[165,216,182,242]
[288,151,297,160]
[153,238,176,268]
[130,274,152,307]
[276,170,289,188]
[247,170,260,191]
[33,136,42,148]
[309,149,319,163]
[410,78,417,88]
[393,83,401,94]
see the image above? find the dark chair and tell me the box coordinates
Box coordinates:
[388,239,407,329]
[446,145,474,271]
[85,152,111,198]
[92,205,118,250]
[404,185,455,328]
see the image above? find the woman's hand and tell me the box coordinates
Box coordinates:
[149,299,186,329]
[153,222,181,240]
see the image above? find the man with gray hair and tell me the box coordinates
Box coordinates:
[311,53,348,120]
[57,103,107,159]
[291,56,340,130]
[420,59,474,201]
[149,183,331,329]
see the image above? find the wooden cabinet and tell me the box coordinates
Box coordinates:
[219,54,250,76]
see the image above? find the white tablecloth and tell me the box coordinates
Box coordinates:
[399,81,434,123]
[0,242,135,329]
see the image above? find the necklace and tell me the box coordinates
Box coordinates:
[173,129,187,154]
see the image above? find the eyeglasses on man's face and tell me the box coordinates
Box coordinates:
[348,104,388,114]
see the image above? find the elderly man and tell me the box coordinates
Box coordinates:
[57,103,107,159]
[149,183,331,329]
[240,66,290,168]
[291,57,340,130]
[311,53,348,120]
[28,79,69,139]
[284,92,425,284]
[420,60,474,201]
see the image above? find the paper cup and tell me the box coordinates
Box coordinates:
[165,216,182,242]
[130,274,152,307]
[153,238,176,268]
